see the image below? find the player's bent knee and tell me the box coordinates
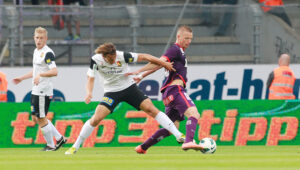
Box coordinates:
[89,117,101,127]
[141,105,159,117]
[191,113,200,120]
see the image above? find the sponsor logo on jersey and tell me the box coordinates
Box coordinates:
[40,52,44,58]
[116,61,122,67]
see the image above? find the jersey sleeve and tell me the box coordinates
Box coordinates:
[87,58,97,77]
[162,47,179,62]
[44,52,56,69]
[124,52,138,63]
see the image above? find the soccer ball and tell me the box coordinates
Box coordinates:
[199,137,217,154]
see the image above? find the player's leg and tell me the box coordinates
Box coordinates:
[167,85,202,151]
[183,106,200,143]
[138,99,183,140]
[31,94,55,151]
[46,119,67,151]
[65,105,111,155]
[136,120,180,154]
[37,117,56,151]
[44,96,67,150]
[124,84,183,140]
[177,99,202,150]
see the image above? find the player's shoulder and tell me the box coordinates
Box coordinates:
[116,50,128,61]
[91,53,105,66]
[41,45,55,57]
[43,45,54,52]
[92,53,102,61]
[116,50,124,57]
[168,44,181,53]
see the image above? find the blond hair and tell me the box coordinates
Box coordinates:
[34,26,48,37]
[177,25,193,35]
[95,42,116,57]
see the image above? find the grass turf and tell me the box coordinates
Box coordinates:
[0,146,300,170]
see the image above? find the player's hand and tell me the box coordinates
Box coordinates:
[12,78,22,85]
[34,75,40,85]
[163,62,176,72]
[133,76,142,84]
[85,94,92,104]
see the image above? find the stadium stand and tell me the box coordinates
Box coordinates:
[0,0,300,66]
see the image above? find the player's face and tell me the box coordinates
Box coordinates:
[34,32,47,50]
[177,31,193,49]
[103,54,116,64]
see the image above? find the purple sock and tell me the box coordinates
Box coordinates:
[141,128,170,150]
[185,117,198,143]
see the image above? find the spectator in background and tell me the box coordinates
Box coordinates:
[258,0,292,27]
[0,71,8,102]
[267,54,296,100]
[199,0,238,36]
[63,0,85,40]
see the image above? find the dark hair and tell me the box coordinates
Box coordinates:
[95,42,116,57]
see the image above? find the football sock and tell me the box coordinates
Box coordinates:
[47,120,62,141]
[141,128,170,150]
[185,116,198,143]
[73,119,94,149]
[41,123,55,148]
[155,112,182,139]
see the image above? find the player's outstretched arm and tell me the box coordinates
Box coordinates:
[12,70,33,85]
[137,53,175,72]
[85,76,95,104]
[133,68,160,84]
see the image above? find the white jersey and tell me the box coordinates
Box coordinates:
[32,45,57,96]
[87,50,138,92]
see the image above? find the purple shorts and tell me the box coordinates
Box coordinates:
[162,85,195,122]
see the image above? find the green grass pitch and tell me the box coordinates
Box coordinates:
[1,146,300,170]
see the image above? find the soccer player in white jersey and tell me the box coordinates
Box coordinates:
[65,42,185,154]
[13,27,67,151]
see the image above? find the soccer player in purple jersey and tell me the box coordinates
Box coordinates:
[127,25,203,153]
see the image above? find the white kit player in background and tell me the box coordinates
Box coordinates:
[65,42,185,155]
[13,27,67,151]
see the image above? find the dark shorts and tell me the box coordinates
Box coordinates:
[162,85,195,122]
[31,94,51,118]
[100,84,148,113]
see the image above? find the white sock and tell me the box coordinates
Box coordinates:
[155,112,182,139]
[41,123,55,148]
[73,120,95,149]
[47,120,62,141]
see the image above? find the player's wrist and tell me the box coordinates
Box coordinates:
[137,74,144,80]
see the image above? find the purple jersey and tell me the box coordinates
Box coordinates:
[161,43,187,92]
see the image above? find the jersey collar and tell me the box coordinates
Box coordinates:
[175,43,185,51]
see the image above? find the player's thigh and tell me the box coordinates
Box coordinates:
[90,105,111,126]
[124,84,148,111]
[99,91,121,113]
[139,98,159,117]
[165,106,185,122]
[30,94,51,119]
